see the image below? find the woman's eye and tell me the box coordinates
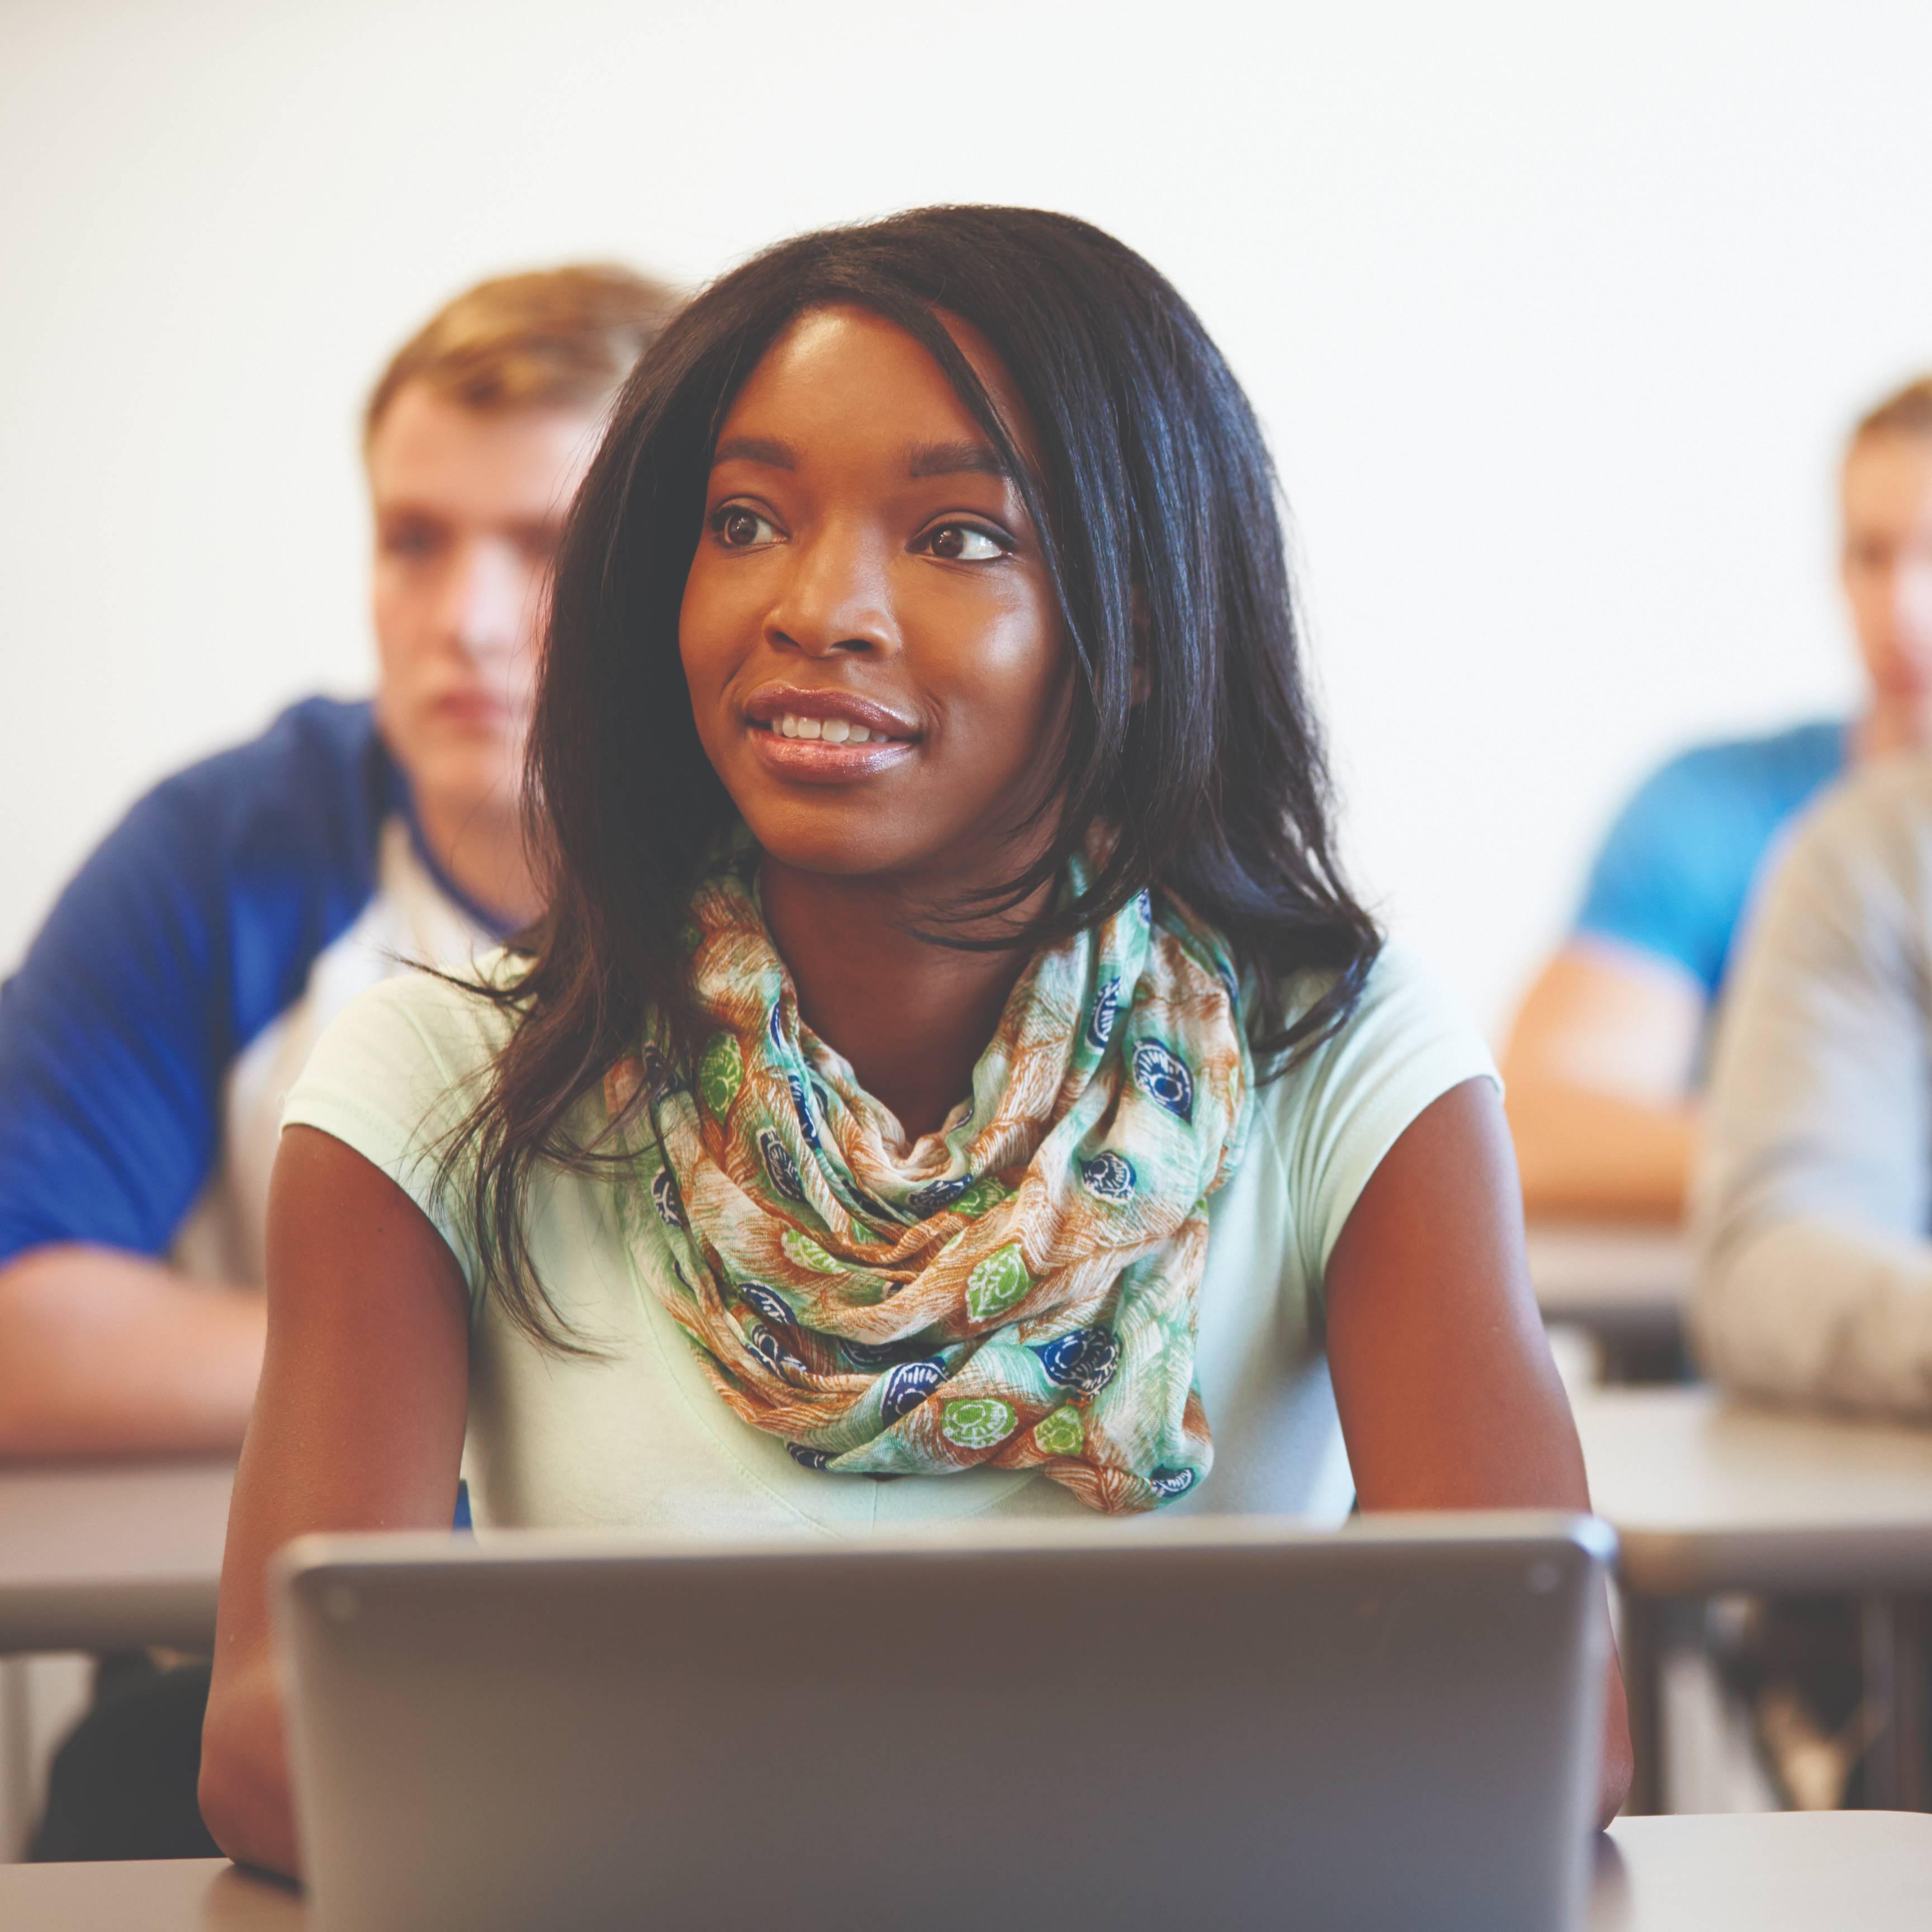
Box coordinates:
[713,505,776,549]
[923,523,1008,562]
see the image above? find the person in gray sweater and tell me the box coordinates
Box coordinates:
[1692,752,1932,1807]
[1694,752,1932,1411]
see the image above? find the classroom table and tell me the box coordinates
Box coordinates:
[3,1812,1928,1929]
[1527,1220,1689,1369]
[0,1459,234,1854]
[1573,1386,1932,1813]
[0,1459,234,1656]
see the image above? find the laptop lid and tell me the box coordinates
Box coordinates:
[277,1510,1613,1932]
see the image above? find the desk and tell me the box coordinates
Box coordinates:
[3,1813,1927,1929]
[1527,1221,1689,1364]
[1573,1388,1932,1812]
[0,1460,233,1656]
[1589,1812,1932,1928]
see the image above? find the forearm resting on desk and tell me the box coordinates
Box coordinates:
[201,1655,299,1878]
[0,1244,264,1457]
[1692,1218,1932,1415]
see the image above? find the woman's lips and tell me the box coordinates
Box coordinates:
[746,720,917,784]
[740,683,921,785]
[742,683,920,740]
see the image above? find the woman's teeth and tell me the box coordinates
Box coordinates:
[774,714,879,743]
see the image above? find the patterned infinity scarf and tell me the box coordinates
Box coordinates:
[603,845,1253,1514]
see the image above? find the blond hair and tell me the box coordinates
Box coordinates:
[1850,374,1932,451]
[363,263,680,452]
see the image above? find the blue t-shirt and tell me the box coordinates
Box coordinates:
[0,697,502,1283]
[1574,719,1847,1000]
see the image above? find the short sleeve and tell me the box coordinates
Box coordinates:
[0,789,235,1263]
[1574,751,1748,995]
[1257,946,1500,1301]
[280,967,514,1295]
[0,695,387,1268]
[1572,725,1848,999]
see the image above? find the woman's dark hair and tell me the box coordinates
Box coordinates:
[449,203,1381,1352]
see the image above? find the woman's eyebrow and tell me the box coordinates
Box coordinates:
[907,439,1009,479]
[711,435,796,470]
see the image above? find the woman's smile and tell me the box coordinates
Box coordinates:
[742,680,921,784]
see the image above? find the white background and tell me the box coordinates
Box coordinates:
[5,0,1931,1036]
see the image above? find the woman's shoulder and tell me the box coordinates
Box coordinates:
[282,951,525,1165]
[328,950,524,1073]
[1256,942,1492,1100]
[1240,944,1497,1274]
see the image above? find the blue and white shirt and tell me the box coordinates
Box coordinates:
[1573,719,1848,1001]
[0,698,504,1288]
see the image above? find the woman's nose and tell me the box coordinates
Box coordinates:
[765,523,897,658]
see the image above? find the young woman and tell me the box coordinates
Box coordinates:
[201,206,1631,1872]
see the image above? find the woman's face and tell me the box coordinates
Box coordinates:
[679,304,1067,894]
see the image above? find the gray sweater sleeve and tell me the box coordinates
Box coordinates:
[1690,755,1932,1414]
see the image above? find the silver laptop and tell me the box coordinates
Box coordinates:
[276,1511,1613,1932]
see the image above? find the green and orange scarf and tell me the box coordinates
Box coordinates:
[604,846,1253,1513]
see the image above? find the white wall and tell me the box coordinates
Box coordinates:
[4,0,1929,1035]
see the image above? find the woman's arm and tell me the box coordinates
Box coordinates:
[1324,1077,1633,1827]
[199,1125,472,1877]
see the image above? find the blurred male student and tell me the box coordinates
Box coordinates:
[0,265,676,1459]
[1503,377,1932,1221]
[1689,748,1932,1808]
[1694,752,1932,1418]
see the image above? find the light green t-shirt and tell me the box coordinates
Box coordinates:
[282,946,1494,1538]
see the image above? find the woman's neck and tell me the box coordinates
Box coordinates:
[761,860,1049,1145]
